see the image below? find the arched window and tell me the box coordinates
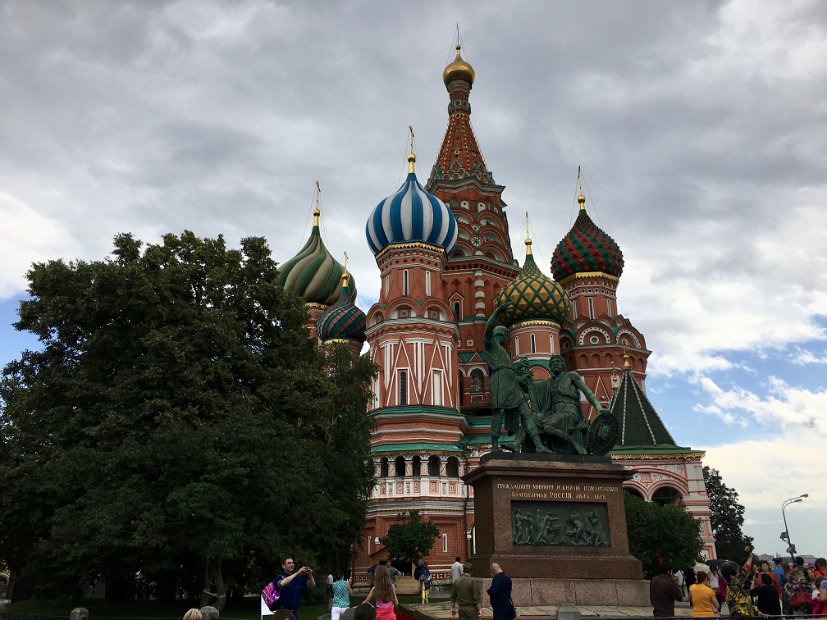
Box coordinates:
[446,457,459,477]
[652,486,682,506]
[395,456,406,478]
[411,456,421,478]
[380,458,389,477]
[428,456,441,477]
[624,488,644,500]
[470,369,484,393]
[453,301,462,320]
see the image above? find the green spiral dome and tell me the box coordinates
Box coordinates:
[495,240,570,326]
[278,210,356,306]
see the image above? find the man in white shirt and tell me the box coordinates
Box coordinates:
[451,556,464,583]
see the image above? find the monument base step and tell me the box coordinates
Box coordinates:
[474,576,650,607]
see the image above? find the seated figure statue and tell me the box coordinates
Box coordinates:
[530,354,610,455]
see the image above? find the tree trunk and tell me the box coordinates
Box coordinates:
[199,557,227,612]
[213,560,226,612]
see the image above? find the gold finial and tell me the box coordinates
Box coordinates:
[313,180,321,226]
[524,211,533,254]
[407,125,416,173]
[623,351,632,369]
[577,166,586,210]
[341,251,350,287]
[611,355,621,389]
[443,39,475,86]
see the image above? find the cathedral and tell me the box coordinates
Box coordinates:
[278,45,716,578]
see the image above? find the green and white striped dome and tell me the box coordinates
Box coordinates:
[278,209,356,306]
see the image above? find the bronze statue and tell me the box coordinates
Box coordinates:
[482,303,550,453]
[531,354,608,454]
[483,303,619,455]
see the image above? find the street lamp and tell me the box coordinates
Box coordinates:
[781,494,808,562]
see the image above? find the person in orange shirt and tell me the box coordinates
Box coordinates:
[753,561,782,597]
[815,559,827,579]
[690,571,720,617]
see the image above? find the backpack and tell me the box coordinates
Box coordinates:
[422,571,432,590]
[262,575,283,609]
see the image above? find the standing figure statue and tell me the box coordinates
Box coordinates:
[482,303,551,453]
[533,354,610,455]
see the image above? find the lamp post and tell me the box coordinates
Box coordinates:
[781,494,808,562]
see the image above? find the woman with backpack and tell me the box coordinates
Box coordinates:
[419,562,432,604]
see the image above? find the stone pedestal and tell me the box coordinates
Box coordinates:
[465,452,646,605]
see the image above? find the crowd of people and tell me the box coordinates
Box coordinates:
[253,556,511,620]
[652,548,827,619]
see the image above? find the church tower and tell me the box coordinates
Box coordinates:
[551,180,649,418]
[361,141,471,568]
[427,44,520,416]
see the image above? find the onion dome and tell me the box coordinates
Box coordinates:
[495,237,570,326]
[443,44,475,85]
[551,193,624,281]
[279,207,356,305]
[366,151,458,256]
[317,272,366,344]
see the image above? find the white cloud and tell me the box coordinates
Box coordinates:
[703,432,825,557]
[790,347,827,365]
[0,192,81,297]
[694,374,827,431]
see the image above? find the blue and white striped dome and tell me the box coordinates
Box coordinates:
[366,170,458,256]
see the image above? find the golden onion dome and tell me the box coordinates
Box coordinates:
[443,44,475,86]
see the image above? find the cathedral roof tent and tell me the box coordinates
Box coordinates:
[427,42,516,271]
[609,357,695,454]
[428,45,497,188]
[278,202,356,306]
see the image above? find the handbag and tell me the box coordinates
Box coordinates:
[509,597,517,619]
[789,588,809,609]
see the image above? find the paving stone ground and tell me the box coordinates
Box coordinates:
[400,600,693,619]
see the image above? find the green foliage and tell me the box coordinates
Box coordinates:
[379,510,440,567]
[0,232,376,600]
[702,466,753,563]
[624,493,703,578]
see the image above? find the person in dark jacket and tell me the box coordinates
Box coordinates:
[750,573,781,618]
[650,565,683,618]
[487,563,513,620]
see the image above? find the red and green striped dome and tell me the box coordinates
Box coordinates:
[496,239,570,326]
[317,274,366,344]
[278,209,356,306]
[551,195,624,281]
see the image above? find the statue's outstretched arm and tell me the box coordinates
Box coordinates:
[572,372,606,413]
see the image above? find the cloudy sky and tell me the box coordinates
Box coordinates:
[1,0,825,558]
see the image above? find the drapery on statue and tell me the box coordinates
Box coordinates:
[483,302,619,455]
[482,303,551,453]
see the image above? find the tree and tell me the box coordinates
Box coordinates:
[625,493,704,578]
[379,511,440,569]
[0,232,376,603]
[702,466,753,563]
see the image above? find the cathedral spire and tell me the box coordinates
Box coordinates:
[429,41,493,187]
